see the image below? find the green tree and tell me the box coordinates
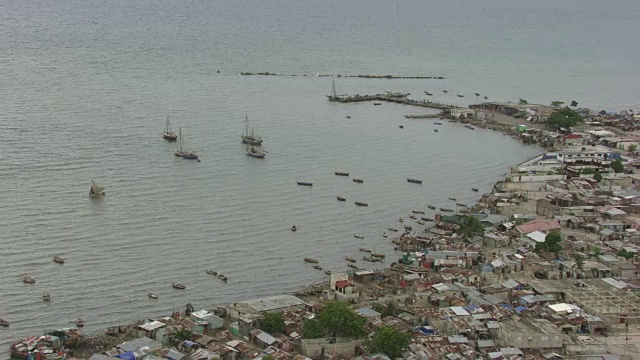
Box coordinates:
[365,326,411,358]
[573,254,585,275]
[627,144,637,153]
[570,100,579,107]
[316,301,366,338]
[547,108,583,130]
[172,328,193,345]
[384,301,397,317]
[302,319,324,339]
[580,168,596,175]
[519,99,529,105]
[551,101,565,107]
[372,303,385,315]
[458,215,485,239]
[593,171,603,182]
[618,249,637,260]
[260,313,286,334]
[611,159,624,173]
[535,231,563,257]
[590,246,602,256]
[262,356,275,360]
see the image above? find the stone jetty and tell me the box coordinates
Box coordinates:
[327,92,460,110]
[239,72,446,79]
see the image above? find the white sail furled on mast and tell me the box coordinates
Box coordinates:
[90,180,105,195]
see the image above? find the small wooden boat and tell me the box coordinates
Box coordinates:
[291,225,297,232]
[23,275,35,284]
[218,274,228,282]
[484,96,488,100]
[383,232,388,237]
[409,214,417,220]
[434,122,443,125]
[465,125,475,130]
[427,205,436,210]
[163,116,177,141]
[354,234,365,239]
[412,210,425,214]
[172,283,186,290]
[363,256,376,262]
[324,270,332,275]
[0,318,9,327]
[443,90,448,93]
[335,171,350,176]
[348,263,359,269]
[206,269,218,276]
[417,220,425,225]
[440,208,454,212]
[355,201,368,207]
[304,258,319,264]
[424,91,433,96]
[448,197,456,201]
[42,292,51,302]
[359,248,372,253]
[297,181,313,186]
[353,178,364,183]
[404,225,413,231]
[421,216,433,221]
[456,203,467,207]
[75,319,84,327]
[399,125,404,129]
[53,256,65,264]
[337,196,346,201]
[345,256,357,263]
[407,178,423,184]
[246,145,266,159]
[313,265,323,270]
[373,103,382,106]
[471,188,479,192]
[434,129,439,132]
[174,128,199,160]
[475,93,480,97]
[346,116,351,119]
[388,227,398,232]
[457,94,464,98]
[371,253,385,259]
[241,114,263,146]
[399,217,404,222]
[148,293,158,299]
[89,180,106,196]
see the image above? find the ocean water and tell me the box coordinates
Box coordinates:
[0,0,637,356]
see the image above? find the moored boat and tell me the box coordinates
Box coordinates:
[427,205,436,210]
[434,129,439,132]
[421,216,433,221]
[440,208,454,212]
[448,197,456,201]
[345,256,357,263]
[409,215,417,220]
[246,145,266,159]
[206,269,218,276]
[355,201,368,207]
[399,125,404,129]
[465,125,475,130]
[304,258,319,263]
[324,269,332,275]
[218,274,228,282]
[457,94,464,98]
[75,319,84,327]
[163,116,177,141]
[241,114,263,145]
[434,122,443,125]
[291,225,297,232]
[456,203,467,207]
[471,188,479,192]
[417,220,425,225]
[412,210,425,214]
[359,248,371,253]
[363,256,376,262]
[347,263,359,269]
[335,171,349,176]
[297,181,313,186]
[371,252,385,259]
[174,128,199,160]
[337,196,346,201]
[373,102,382,106]
[313,265,322,270]
[354,234,365,239]
[399,217,404,222]
[42,292,51,302]
[407,178,423,184]
[404,225,413,231]
[23,275,35,284]
[0,318,9,327]
[53,256,65,264]
[148,293,158,299]
[172,283,186,290]
[383,232,388,237]
[353,178,364,183]
[89,180,106,196]
[388,227,398,232]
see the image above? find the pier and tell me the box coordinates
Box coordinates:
[404,114,441,119]
[327,92,460,110]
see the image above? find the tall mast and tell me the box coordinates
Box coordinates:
[245,114,250,137]
[166,116,170,133]
[178,128,183,152]
[331,80,337,98]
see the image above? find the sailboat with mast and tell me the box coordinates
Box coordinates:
[241,115,263,146]
[246,145,266,159]
[174,128,199,160]
[89,180,106,196]
[163,116,177,141]
[326,79,341,101]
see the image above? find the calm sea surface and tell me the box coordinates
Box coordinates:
[0,0,638,355]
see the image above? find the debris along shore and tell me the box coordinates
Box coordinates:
[239,72,446,79]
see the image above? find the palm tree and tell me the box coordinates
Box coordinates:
[458,215,485,240]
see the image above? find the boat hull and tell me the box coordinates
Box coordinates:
[163,133,177,141]
[407,178,423,184]
[297,182,313,186]
[246,152,265,159]
[355,202,368,206]
[241,137,263,146]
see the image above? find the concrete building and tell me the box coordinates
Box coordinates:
[565,285,640,327]
[300,338,362,358]
[499,319,564,349]
[227,295,307,318]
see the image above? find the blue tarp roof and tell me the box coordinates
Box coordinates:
[116,352,135,360]
[542,154,557,161]
[500,303,514,310]
[465,304,479,311]
[514,306,528,313]
[416,326,437,335]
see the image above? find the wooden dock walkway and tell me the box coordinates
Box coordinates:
[327,93,460,110]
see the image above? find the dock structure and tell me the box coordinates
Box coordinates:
[404,114,441,119]
[326,85,459,111]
